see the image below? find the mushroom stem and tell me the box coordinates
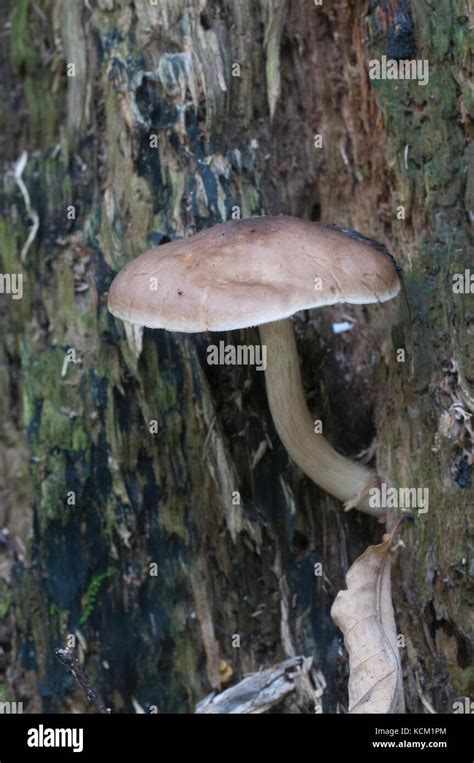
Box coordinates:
[258,318,382,517]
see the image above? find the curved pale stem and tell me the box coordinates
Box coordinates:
[258,318,382,517]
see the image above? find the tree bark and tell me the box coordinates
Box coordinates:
[0,0,471,713]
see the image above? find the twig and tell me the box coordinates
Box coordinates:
[54,647,111,714]
[12,151,40,263]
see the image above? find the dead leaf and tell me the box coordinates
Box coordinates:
[331,525,405,713]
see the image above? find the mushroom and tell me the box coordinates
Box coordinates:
[108,216,401,516]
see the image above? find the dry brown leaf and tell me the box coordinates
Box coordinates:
[331,525,405,713]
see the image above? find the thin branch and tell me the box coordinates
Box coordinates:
[12,151,40,263]
[54,647,111,714]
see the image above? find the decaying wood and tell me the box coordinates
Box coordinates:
[1,0,471,713]
[331,525,406,714]
[195,656,315,714]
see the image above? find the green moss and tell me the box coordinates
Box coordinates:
[80,570,114,624]
[39,452,68,522]
[10,0,35,73]
[49,602,60,619]
[170,628,202,705]
[48,602,70,638]
[367,1,470,222]
[0,683,12,702]
[0,218,20,271]
[11,0,58,147]
[0,586,10,619]
[84,206,102,249]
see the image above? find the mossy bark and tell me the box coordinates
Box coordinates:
[0,0,471,713]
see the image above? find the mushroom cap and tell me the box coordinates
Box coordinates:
[107,216,401,332]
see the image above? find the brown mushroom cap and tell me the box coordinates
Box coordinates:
[107,216,401,332]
